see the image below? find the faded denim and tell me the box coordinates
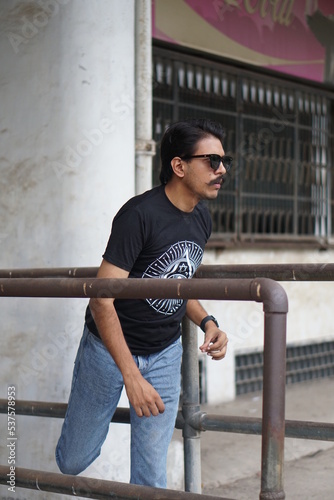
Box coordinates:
[55,324,182,487]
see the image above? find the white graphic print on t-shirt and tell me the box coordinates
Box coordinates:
[142,241,203,315]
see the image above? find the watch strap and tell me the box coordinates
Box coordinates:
[200,315,219,332]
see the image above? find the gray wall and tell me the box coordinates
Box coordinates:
[0,1,137,497]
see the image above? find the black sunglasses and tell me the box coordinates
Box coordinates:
[181,154,233,172]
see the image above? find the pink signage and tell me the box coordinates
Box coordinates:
[152,0,334,83]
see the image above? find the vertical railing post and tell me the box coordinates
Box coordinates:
[181,317,201,493]
[260,311,287,500]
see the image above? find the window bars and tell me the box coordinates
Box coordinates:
[153,45,334,245]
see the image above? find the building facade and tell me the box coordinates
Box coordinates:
[0,0,334,496]
[152,0,334,403]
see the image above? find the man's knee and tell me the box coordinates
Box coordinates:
[55,444,86,476]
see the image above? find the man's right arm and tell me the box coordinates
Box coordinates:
[89,259,165,418]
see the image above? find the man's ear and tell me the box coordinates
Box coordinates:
[170,157,185,179]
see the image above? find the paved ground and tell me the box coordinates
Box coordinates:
[197,376,334,499]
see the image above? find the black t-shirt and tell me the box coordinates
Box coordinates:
[85,185,212,354]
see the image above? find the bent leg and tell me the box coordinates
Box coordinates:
[130,339,182,487]
[56,325,123,475]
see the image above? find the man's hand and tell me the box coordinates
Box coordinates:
[124,373,165,418]
[199,325,228,360]
[90,260,165,418]
[185,300,229,361]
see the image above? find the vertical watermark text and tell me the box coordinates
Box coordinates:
[7,385,16,494]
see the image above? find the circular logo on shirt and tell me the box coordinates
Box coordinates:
[142,241,203,315]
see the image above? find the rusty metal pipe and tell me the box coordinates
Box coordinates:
[0,466,230,500]
[0,276,254,299]
[1,399,333,441]
[260,312,287,500]
[0,399,130,423]
[0,267,98,278]
[0,277,288,310]
[192,413,334,441]
[1,263,334,280]
[195,263,334,281]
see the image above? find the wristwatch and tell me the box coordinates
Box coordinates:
[200,315,219,332]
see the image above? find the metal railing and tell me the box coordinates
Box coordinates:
[0,464,225,500]
[0,270,287,499]
[1,262,334,280]
[0,264,333,499]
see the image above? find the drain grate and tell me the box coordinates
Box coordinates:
[235,341,334,395]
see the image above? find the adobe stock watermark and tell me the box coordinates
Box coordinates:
[17,321,77,387]
[51,93,134,180]
[229,306,263,347]
[51,121,114,181]
[7,0,70,54]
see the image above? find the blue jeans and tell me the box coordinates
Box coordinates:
[55,324,182,487]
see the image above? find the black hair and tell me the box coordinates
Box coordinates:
[159,118,225,185]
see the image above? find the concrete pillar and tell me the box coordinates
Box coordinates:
[0,1,135,497]
[135,0,155,194]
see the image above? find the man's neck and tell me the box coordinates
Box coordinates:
[164,181,199,213]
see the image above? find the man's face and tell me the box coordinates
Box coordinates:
[182,135,226,202]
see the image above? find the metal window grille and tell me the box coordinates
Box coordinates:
[152,45,334,245]
[235,341,334,396]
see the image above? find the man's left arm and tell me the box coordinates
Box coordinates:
[186,299,228,360]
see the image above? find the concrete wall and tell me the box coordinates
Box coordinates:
[0,1,138,498]
[201,247,334,403]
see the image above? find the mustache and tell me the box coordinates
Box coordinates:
[209,176,225,186]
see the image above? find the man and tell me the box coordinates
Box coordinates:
[56,118,231,488]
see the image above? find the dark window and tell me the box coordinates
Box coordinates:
[153,44,334,247]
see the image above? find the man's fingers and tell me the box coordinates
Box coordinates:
[142,406,151,418]
[133,387,165,418]
[149,400,165,416]
[147,397,165,417]
[208,344,228,360]
[156,398,165,414]
[208,334,228,352]
[135,400,165,418]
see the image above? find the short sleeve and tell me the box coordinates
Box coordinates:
[102,207,146,272]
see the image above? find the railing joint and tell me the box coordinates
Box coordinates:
[182,405,202,439]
